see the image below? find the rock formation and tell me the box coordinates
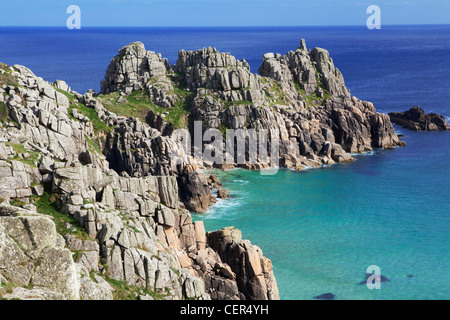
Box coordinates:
[389,106,450,131]
[0,61,278,300]
[0,38,406,300]
[99,41,404,177]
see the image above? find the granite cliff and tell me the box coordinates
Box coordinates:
[0,39,404,300]
[0,62,277,300]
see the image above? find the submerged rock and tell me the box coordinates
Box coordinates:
[359,273,391,285]
[313,293,335,300]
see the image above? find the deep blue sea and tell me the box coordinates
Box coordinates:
[1,26,449,300]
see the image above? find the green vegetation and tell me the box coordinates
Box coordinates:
[0,63,20,88]
[4,142,41,167]
[99,90,162,122]
[0,282,19,299]
[33,191,92,240]
[104,277,168,300]
[293,81,331,108]
[223,100,252,109]
[98,85,193,129]
[84,134,103,155]
[0,101,8,122]
[56,88,113,135]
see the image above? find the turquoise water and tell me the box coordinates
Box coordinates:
[193,129,450,300]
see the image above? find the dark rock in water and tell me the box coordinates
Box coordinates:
[389,106,450,131]
[359,273,391,285]
[313,293,335,300]
[217,188,230,199]
[407,275,414,278]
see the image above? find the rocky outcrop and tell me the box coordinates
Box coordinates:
[389,106,450,131]
[0,36,407,300]
[100,42,178,108]
[0,62,278,300]
[185,40,404,170]
[98,41,404,179]
[207,227,279,300]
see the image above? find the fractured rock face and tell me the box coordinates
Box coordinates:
[101,42,169,94]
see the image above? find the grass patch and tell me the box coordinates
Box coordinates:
[33,191,92,240]
[264,79,290,107]
[104,277,167,300]
[84,134,103,155]
[223,100,252,109]
[0,63,20,88]
[9,199,27,208]
[55,88,113,135]
[293,81,328,108]
[0,101,8,122]
[98,88,193,130]
[4,142,41,167]
[99,90,162,122]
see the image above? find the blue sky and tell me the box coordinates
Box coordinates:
[1,0,449,27]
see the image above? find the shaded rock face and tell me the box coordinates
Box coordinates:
[389,106,450,131]
[102,116,215,212]
[207,227,279,300]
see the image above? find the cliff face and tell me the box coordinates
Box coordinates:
[101,41,404,175]
[0,39,404,300]
[0,62,278,300]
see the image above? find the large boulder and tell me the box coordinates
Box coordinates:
[389,106,450,131]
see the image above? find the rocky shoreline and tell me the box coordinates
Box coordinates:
[0,39,405,300]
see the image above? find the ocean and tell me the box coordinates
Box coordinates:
[1,25,449,300]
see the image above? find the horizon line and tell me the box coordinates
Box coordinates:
[1,23,450,28]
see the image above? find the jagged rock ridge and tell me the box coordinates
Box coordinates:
[100,41,404,175]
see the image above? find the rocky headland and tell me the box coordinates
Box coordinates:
[388,106,450,131]
[0,39,404,300]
